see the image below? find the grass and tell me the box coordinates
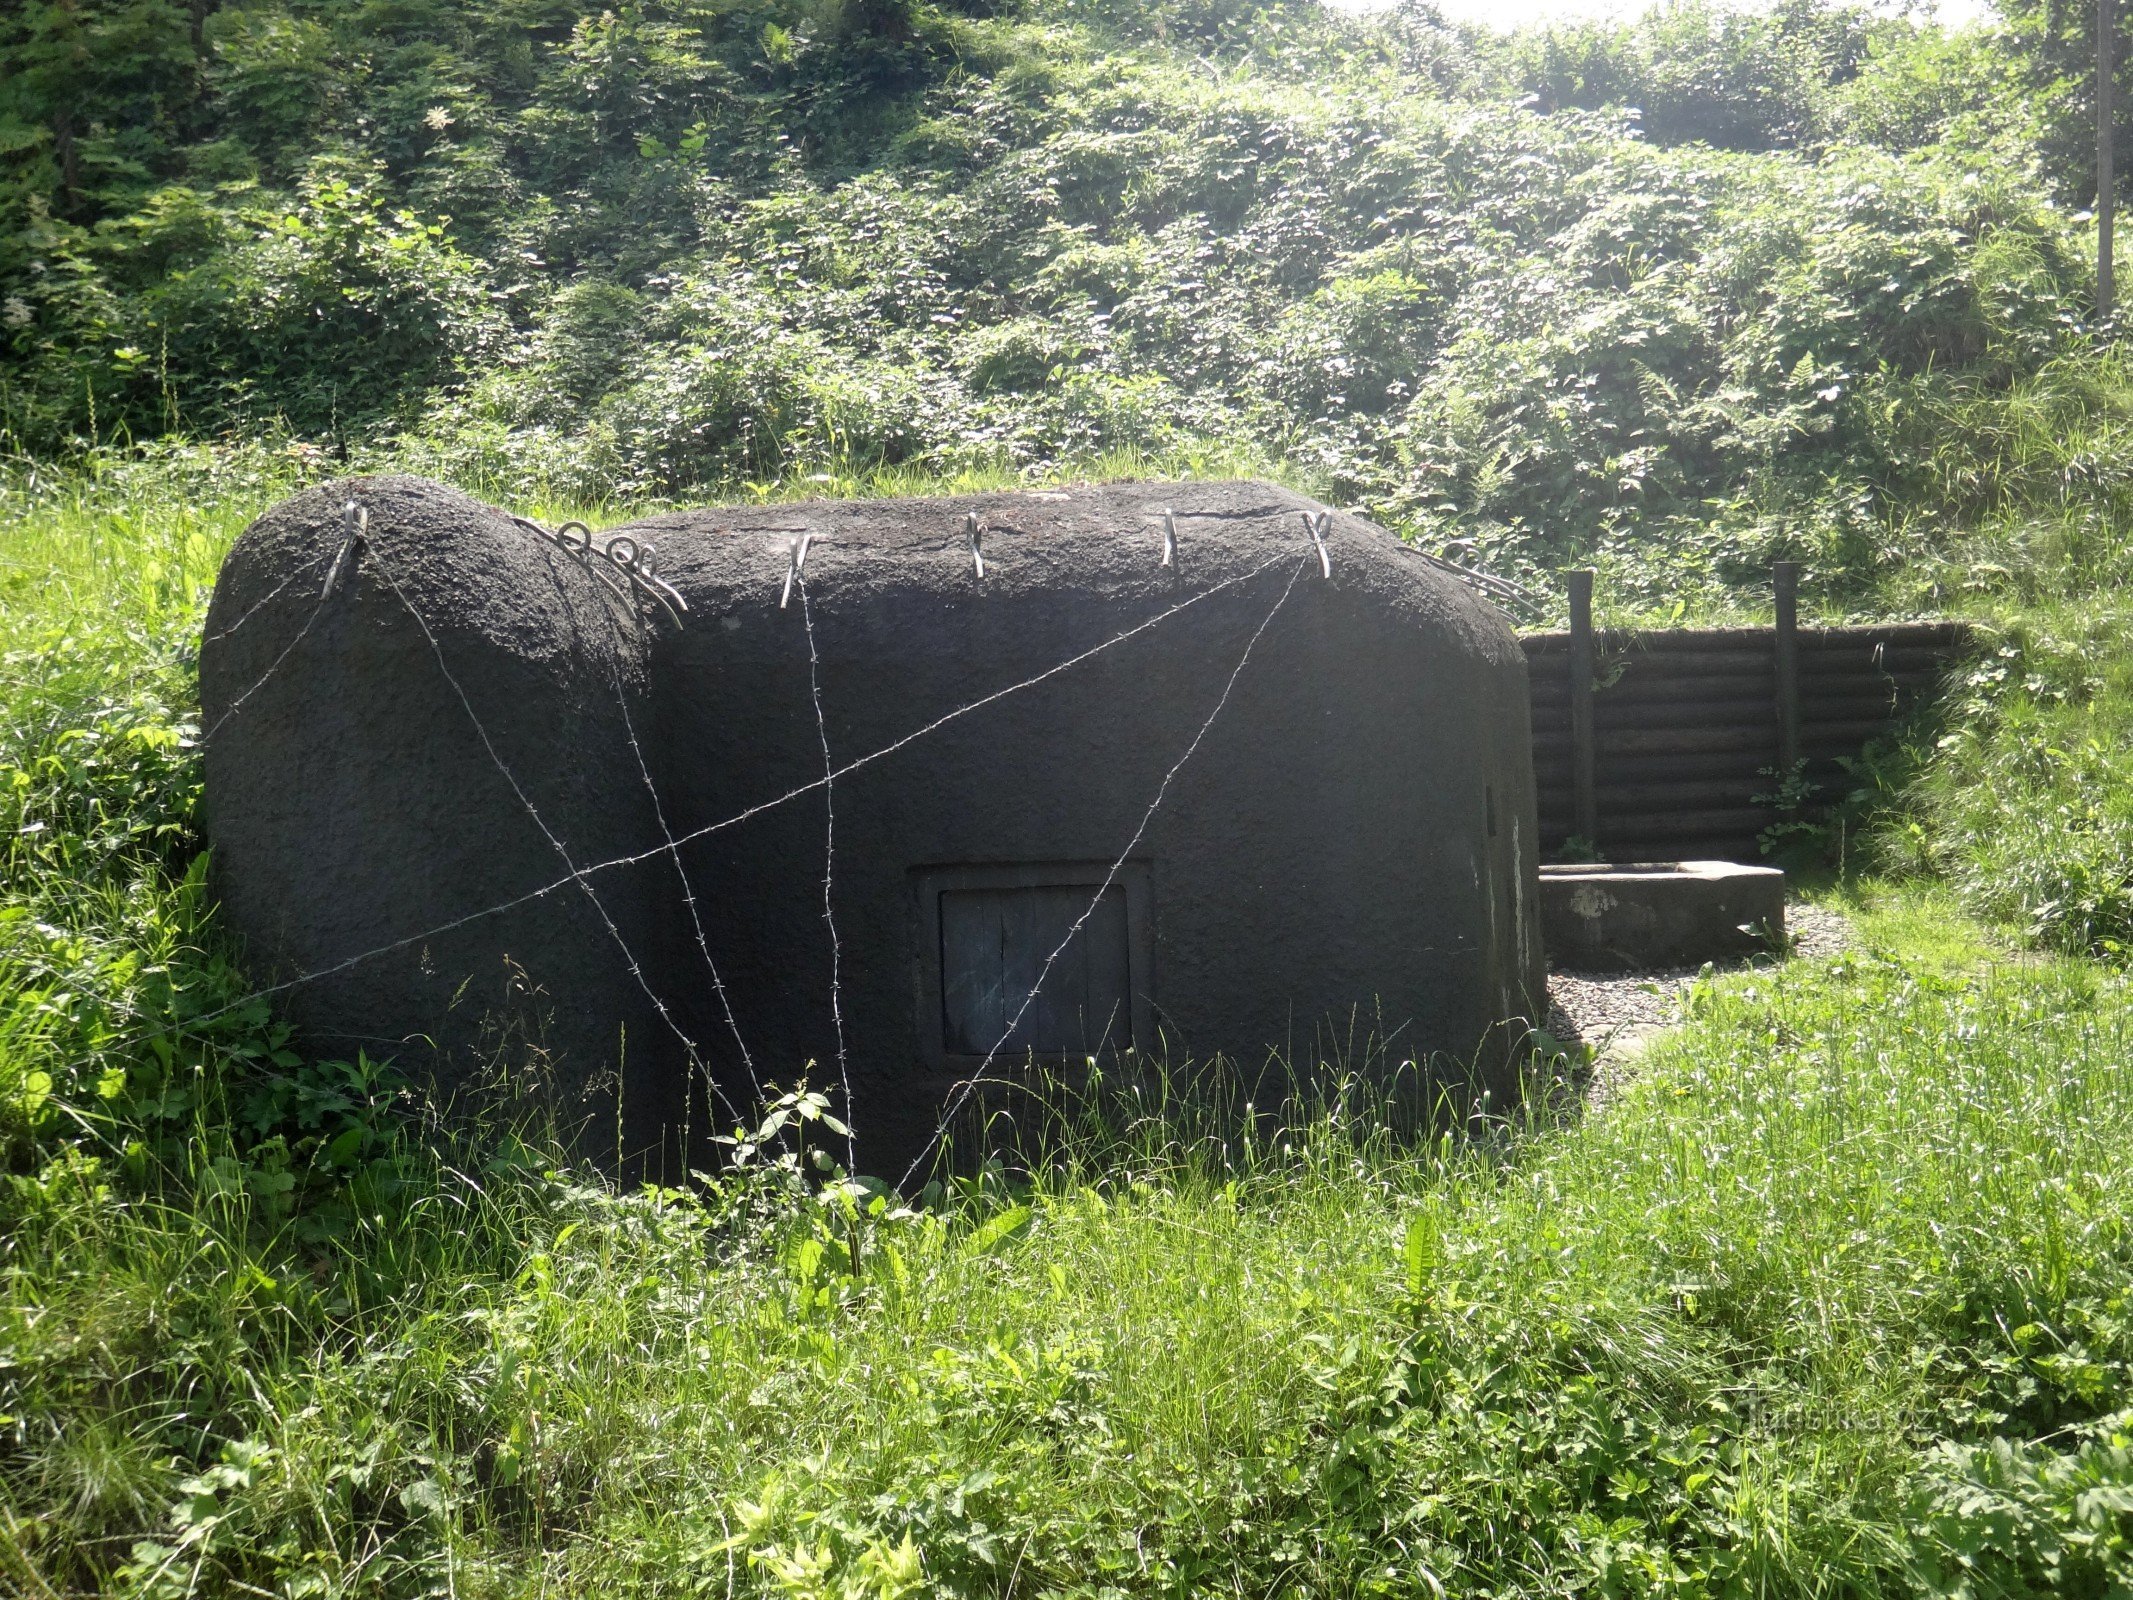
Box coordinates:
[9,891,2133,1595]
[3,447,2133,1596]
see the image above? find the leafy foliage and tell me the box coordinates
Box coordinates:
[0,0,2108,601]
[1894,607,2133,958]
[1906,1412,2133,1597]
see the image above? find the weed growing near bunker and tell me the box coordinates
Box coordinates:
[3,459,2133,1594]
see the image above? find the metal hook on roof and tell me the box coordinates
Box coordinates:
[1304,510,1332,578]
[610,538,686,627]
[322,499,367,598]
[505,511,685,624]
[1161,509,1178,568]
[1408,545,1547,619]
[549,517,632,608]
[781,531,814,609]
[602,531,688,618]
[966,512,985,580]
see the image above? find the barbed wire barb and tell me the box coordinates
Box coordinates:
[141,546,1299,1126]
[363,538,744,1128]
[199,553,349,746]
[798,574,856,1170]
[201,564,304,647]
[595,601,763,1114]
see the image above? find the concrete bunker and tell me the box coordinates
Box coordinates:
[201,475,1545,1172]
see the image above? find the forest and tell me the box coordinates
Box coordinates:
[4,0,2133,1594]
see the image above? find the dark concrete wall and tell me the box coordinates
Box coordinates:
[202,476,1543,1174]
[200,476,680,1159]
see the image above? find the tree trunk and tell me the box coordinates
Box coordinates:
[53,105,79,210]
[2103,0,2117,320]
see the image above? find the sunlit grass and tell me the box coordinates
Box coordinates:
[8,915,2131,1594]
[3,450,2132,1594]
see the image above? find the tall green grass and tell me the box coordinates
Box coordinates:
[1852,353,2133,956]
[7,905,2133,1595]
[4,443,2133,1594]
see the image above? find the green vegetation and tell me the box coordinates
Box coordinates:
[27,869,2133,1596]
[6,0,2133,1591]
[0,0,2123,602]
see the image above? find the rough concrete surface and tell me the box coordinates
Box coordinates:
[1538,860,1787,972]
[199,476,674,1157]
[203,476,1545,1174]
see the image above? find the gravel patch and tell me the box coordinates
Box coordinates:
[1545,899,1854,1110]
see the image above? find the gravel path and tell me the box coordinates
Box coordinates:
[1545,901,1853,1108]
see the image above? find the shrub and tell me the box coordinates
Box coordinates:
[1907,610,2133,958]
[141,166,501,438]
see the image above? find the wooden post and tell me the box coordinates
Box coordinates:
[1568,569,1598,851]
[2106,0,2119,320]
[1774,561,1801,785]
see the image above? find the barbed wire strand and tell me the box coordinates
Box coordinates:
[610,669,763,1118]
[797,573,856,1171]
[362,538,745,1129]
[130,549,1294,1065]
[896,555,1310,1191]
[200,564,304,646]
[562,531,765,1122]
[198,579,340,746]
[201,503,376,741]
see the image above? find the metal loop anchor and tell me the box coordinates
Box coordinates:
[508,513,685,624]
[1304,510,1332,578]
[781,531,814,609]
[609,535,687,616]
[1408,545,1546,619]
[322,500,368,597]
[638,568,688,617]
[966,512,985,579]
[1161,509,1178,568]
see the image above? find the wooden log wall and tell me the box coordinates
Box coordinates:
[1523,573,1969,863]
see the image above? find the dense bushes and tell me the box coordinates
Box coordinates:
[0,0,2111,601]
[1506,0,1877,150]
